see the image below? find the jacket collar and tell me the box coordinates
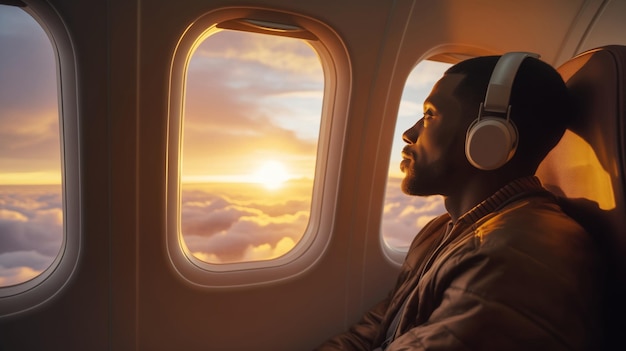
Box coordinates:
[456,176,548,226]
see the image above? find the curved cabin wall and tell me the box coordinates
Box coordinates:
[0,0,625,350]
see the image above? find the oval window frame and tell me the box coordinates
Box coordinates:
[166,7,351,288]
[0,0,81,317]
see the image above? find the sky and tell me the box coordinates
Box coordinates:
[181,29,324,183]
[0,6,60,185]
[0,185,63,286]
[0,5,449,285]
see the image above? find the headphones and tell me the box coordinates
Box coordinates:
[465,52,540,170]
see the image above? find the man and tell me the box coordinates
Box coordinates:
[315,54,603,350]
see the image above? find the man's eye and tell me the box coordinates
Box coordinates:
[421,110,436,128]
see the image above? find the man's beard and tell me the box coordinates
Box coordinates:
[401,161,452,197]
[401,167,432,196]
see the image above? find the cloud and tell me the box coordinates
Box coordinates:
[0,250,53,271]
[240,236,296,262]
[182,196,261,238]
[194,30,323,80]
[0,265,41,287]
[181,183,311,264]
[381,177,446,249]
[0,110,60,168]
[0,185,62,286]
[0,209,28,222]
[0,186,62,285]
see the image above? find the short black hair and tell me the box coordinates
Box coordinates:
[445,55,571,169]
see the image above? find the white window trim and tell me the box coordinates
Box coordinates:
[0,0,81,317]
[166,7,351,288]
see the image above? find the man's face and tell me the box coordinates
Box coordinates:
[400,73,472,196]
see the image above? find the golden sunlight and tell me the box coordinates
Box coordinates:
[537,130,615,210]
[252,160,290,190]
[0,171,62,185]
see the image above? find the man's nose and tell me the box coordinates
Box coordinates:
[402,120,423,144]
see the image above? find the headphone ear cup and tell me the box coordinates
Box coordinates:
[465,117,518,170]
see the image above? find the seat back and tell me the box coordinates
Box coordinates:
[537,45,626,349]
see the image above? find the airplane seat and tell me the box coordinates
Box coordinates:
[536,45,626,349]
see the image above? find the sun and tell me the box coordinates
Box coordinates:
[252,161,290,190]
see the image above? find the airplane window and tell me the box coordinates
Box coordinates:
[181,29,323,264]
[0,5,63,287]
[382,60,452,251]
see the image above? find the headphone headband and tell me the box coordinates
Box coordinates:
[482,52,540,115]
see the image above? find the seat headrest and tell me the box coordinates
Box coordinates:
[537,45,626,244]
[537,45,626,349]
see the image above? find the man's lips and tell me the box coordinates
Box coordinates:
[401,146,414,162]
[400,149,412,172]
[400,159,410,172]
[400,145,417,173]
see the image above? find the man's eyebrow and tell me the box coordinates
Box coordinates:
[423,100,436,113]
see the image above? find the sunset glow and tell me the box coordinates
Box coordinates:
[0,172,61,185]
[252,160,291,190]
[179,29,322,264]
